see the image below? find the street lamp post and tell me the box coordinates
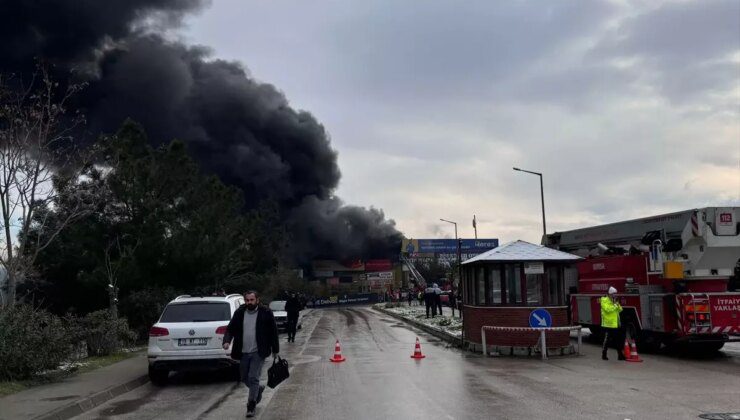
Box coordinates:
[513,167,547,240]
[439,220,459,285]
[440,218,463,344]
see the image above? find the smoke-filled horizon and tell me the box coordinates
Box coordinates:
[0,0,402,263]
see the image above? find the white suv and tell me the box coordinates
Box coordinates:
[147,294,244,385]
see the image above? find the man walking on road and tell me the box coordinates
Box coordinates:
[285,292,301,343]
[223,291,280,418]
[600,287,625,361]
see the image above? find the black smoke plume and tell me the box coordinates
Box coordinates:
[0,0,402,262]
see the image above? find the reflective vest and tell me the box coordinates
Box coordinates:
[600,296,622,328]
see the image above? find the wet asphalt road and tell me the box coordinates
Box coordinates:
[76,306,740,420]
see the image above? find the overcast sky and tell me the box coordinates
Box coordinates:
[183,0,740,244]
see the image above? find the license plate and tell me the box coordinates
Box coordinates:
[178,338,208,346]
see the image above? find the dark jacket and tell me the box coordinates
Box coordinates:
[285,297,301,315]
[223,305,279,360]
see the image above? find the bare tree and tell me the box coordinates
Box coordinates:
[103,235,140,321]
[0,66,88,305]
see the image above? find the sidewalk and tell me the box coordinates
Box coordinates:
[374,303,463,346]
[0,353,148,420]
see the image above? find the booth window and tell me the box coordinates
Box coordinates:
[463,263,575,306]
[505,263,522,304]
[488,267,502,304]
[464,268,473,304]
[548,266,564,305]
[526,273,543,305]
[476,267,486,305]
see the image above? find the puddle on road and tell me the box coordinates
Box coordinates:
[41,395,78,401]
[96,397,145,418]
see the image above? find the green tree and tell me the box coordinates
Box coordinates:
[30,121,285,322]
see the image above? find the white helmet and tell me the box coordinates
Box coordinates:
[608,286,617,295]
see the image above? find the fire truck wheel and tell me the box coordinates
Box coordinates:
[692,342,724,353]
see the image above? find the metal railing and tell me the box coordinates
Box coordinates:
[480,325,583,360]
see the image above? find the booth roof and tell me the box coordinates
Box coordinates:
[462,240,582,264]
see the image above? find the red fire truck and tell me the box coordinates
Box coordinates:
[546,207,740,352]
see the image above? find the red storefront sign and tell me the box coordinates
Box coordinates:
[365,259,392,272]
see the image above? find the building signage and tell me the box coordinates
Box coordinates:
[310,293,379,307]
[365,259,393,272]
[524,262,544,275]
[367,271,394,280]
[402,239,499,254]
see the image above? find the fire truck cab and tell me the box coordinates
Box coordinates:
[547,207,740,352]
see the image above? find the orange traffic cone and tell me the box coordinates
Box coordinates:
[627,339,643,363]
[329,339,346,363]
[410,337,426,359]
[623,339,631,360]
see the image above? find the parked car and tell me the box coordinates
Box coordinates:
[147,294,244,385]
[269,300,302,332]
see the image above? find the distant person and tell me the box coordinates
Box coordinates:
[417,290,424,306]
[449,290,457,317]
[433,283,443,316]
[407,289,414,306]
[424,284,436,318]
[285,293,301,343]
[222,291,279,418]
[600,287,625,361]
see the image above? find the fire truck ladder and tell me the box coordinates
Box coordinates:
[400,254,427,287]
[687,293,712,334]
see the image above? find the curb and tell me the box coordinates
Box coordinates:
[34,375,149,420]
[373,306,463,347]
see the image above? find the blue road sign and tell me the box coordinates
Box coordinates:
[529,308,552,328]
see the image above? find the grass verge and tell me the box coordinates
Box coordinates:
[0,350,142,398]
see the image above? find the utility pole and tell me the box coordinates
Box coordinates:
[473,214,478,239]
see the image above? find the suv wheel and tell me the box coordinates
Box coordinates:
[149,366,169,386]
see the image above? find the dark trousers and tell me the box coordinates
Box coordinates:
[436,297,443,315]
[287,313,299,340]
[240,352,265,403]
[425,300,436,317]
[602,327,625,358]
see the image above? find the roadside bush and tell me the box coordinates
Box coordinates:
[77,310,136,356]
[121,287,179,341]
[0,304,75,380]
